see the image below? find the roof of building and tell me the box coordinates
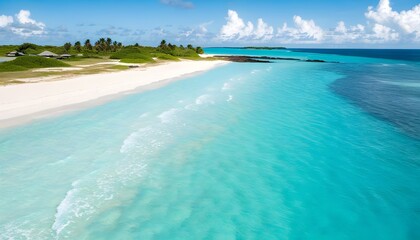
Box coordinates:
[38,51,58,57]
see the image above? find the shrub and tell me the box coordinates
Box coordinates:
[120,58,155,63]
[0,56,70,72]
[151,53,179,61]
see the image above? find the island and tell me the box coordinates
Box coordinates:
[0,39,228,126]
[0,38,209,85]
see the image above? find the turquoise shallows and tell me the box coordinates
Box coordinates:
[0,49,419,239]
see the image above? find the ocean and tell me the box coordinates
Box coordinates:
[0,48,419,239]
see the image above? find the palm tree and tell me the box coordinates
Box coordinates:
[112,41,118,51]
[94,40,101,52]
[84,39,92,50]
[106,38,112,51]
[93,38,103,52]
[195,46,204,54]
[63,42,72,52]
[159,40,167,48]
[74,41,82,52]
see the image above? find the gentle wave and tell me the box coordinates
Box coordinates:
[195,94,215,105]
[120,126,170,154]
[379,80,420,88]
[1,218,52,240]
[158,108,180,123]
[222,83,232,91]
[52,180,85,236]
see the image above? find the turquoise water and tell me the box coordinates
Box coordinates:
[0,49,419,239]
[0,57,14,63]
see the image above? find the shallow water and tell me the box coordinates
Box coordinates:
[0,49,419,239]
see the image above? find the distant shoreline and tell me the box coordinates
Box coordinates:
[0,60,228,128]
[204,47,286,50]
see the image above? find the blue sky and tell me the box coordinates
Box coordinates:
[0,0,419,47]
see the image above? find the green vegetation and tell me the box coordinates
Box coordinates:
[109,47,155,63]
[0,45,18,56]
[109,40,203,63]
[120,58,154,63]
[151,53,179,61]
[0,38,124,57]
[0,58,124,85]
[157,40,202,57]
[110,65,129,70]
[1,38,203,60]
[0,56,69,72]
[63,42,72,52]
[0,39,204,79]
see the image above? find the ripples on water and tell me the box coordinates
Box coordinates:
[330,62,420,139]
[0,49,419,239]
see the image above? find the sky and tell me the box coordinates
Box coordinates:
[0,0,419,48]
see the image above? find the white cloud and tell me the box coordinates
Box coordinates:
[365,0,420,39]
[1,10,47,37]
[351,24,365,32]
[195,21,213,38]
[330,20,399,43]
[219,10,273,41]
[151,27,168,37]
[255,18,273,40]
[371,23,399,42]
[220,10,253,40]
[331,21,365,43]
[335,21,347,34]
[0,15,13,28]
[175,21,215,43]
[292,16,324,41]
[276,16,324,43]
[16,10,44,28]
[217,1,419,45]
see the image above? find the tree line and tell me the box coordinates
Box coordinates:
[14,38,204,55]
[157,40,204,54]
[63,38,123,53]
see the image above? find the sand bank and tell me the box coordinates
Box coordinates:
[0,60,227,127]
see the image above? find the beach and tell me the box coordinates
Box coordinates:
[0,48,419,239]
[0,59,227,127]
[2,0,420,238]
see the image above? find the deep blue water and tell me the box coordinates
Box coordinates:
[329,62,420,139]
[291,48,420,62]
[0,48,419,239]
[207,47,420,140]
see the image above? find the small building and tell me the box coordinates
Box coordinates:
[6,51,25,57]
[38,51,58,58]
[58,54,72,59]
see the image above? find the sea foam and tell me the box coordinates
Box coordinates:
[195,94,214,105]
[158,108,180,123]
[222,83,232,91]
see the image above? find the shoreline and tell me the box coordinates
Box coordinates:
[0,60,228,129]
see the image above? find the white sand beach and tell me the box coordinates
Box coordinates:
[0,60,227,127]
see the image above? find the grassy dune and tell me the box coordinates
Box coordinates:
[0,56,70,72]
[0,41,205,85]
[108,46,199,63]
